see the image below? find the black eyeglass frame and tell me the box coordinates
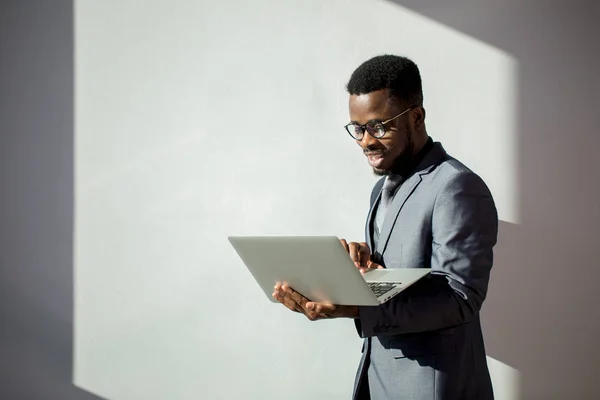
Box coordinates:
[344,106,414,140]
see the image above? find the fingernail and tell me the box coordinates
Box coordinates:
[307,303,314,310]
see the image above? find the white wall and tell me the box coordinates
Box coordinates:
[74,1,517,399]
[71,1,599,400]
[4,1,597,399]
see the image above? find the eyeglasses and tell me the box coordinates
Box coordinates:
[344,107,413,140]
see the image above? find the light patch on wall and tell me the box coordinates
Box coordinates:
[370,1,520,224]
[488,357,521,400]
[74,0,519,399]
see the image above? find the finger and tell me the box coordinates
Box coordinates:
[360,267,384,274]
[283,297,304,313]
[287,298,305,313]
[359,242,370,268]
[305,312,321,321]
[273,285,287,302]
[307,302,337,317]
[349,242,361,266]
[303,303,323,321]
[339,238,349,253]
[275,286,302,310]
[281,285,308,307]
[273,290,293,309]
[277,290,305,313]
[280,284,300,298]
[285,287,321,316]
[273,290,287,305]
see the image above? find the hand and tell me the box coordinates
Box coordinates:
[272,284,359,321]
[339,239,384,273]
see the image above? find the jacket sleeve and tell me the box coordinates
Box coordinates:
[355,171,498,337]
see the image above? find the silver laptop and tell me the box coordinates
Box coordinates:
[228,235,430,306]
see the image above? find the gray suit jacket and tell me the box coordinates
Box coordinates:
[352,142,498,400]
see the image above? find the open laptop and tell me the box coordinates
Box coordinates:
[228,235,430,306]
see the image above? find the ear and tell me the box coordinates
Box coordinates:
[411,106,426,130]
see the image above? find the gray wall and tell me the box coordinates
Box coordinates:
[1,0,598,399]
[0,0,99,398]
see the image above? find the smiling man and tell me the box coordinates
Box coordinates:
[273,55,498,400]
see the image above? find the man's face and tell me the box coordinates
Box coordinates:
[348,89,414,176]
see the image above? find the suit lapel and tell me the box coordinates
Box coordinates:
[375,174,423,255]
[375,142,447,257]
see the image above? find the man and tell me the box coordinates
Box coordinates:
[273,55,498,400]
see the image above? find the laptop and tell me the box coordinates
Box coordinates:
[227,235,430,306]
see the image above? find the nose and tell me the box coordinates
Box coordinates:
[358,130,379,150]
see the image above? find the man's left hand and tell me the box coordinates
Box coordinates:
[272,284,359,321]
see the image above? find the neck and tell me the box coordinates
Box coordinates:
[412,130,430,154]
[389,132,432,177]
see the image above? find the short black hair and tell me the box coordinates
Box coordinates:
[346,55,423,106]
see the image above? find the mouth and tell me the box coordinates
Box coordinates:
[364,151,387,168]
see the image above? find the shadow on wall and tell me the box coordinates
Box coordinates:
[0,0,103,399]
[1,0,599,399]
[387,1,600,399]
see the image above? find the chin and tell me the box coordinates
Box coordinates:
[372,167,391,176]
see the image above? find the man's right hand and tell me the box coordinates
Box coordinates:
[339,239,379,273]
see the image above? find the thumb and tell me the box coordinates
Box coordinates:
[368,262,384,269]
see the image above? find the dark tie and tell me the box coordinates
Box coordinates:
[375,174,404,234]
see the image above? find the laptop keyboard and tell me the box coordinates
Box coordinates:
[368,282,398,297]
